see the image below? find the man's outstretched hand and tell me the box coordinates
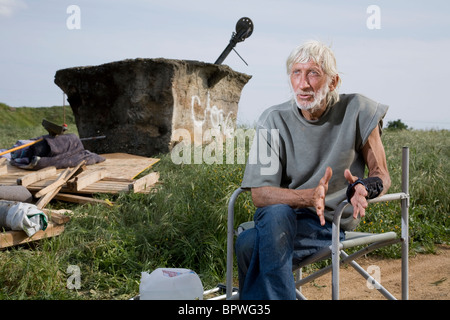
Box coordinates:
[313,166,333,226]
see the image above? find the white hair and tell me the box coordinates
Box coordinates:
[286,40,341,107]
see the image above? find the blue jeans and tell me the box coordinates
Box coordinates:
[235,204,345,300]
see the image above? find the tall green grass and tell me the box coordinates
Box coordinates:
[0,102,77,148]
[0,104,448,299]
[358,129,450,256]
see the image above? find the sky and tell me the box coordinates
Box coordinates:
[1,0,450,130]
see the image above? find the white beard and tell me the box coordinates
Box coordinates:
[292,82,330,113]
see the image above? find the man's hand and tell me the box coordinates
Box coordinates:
[344,169,369,220]
[313,166,333,226]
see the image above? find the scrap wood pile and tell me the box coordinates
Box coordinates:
[1,153,160,207]
[0,132,160,249]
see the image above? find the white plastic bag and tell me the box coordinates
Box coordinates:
[0,200,48,237]
[139,268,204,300]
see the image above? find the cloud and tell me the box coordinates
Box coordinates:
[0,0,27,17]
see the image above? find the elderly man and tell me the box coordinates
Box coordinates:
[235,40,391,300]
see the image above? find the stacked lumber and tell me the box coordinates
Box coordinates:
[0,153,160,207]
[0,153,160,248]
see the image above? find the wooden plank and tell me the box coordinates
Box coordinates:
[0,158,7,176]
[67,168,109,191]
[102,177,135,183]
[53,193,114,206]
[17,166,57,187]
[131,171,160,193]
[35,161,86,209]
[36,185,64,210]
[34,167,71,198]
[42,208,73,224]
[0,223,65,249]
[27,182,131,194]
[35,160,86,198]
[95,153,160,179]
[51,214,71,224]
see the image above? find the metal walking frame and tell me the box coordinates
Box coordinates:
[225,147,410,300]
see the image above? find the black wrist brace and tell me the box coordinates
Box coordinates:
[346,177,384,202]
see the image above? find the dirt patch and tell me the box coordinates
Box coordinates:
[300,245,449,300]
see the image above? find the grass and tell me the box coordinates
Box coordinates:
[0,103,448,299]
[0,102,77,148]
[358,129,450,257]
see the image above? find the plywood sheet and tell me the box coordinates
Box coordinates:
[89,153,160,180]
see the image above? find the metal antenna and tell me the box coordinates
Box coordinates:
[232,48,248,66]
[215,17,253,65]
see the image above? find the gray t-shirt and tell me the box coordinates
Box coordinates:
[242,93,388,231]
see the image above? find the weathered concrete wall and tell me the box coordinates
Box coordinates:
[54,58,251,157]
